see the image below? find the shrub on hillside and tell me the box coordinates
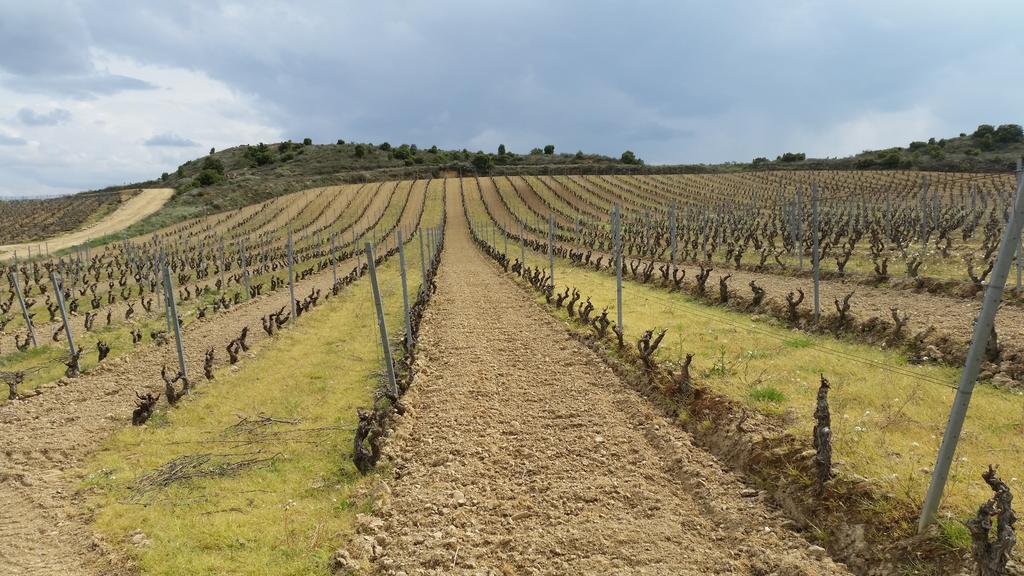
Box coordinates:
[620,150,642,165]
[393,144,413,160]
[196,169,223,186]
[472,152,493,173]
[244,143,275,167]
[202,156,225,174]
[876,149,901,168]
[973,124,995,139]
[994,124,1024,144]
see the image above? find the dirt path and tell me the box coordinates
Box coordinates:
[373,192,849,575]
[0,189,175,260]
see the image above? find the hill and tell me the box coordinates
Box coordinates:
[6,124,1023,249]
[156,123,1024,230]
[751,123,1024,172]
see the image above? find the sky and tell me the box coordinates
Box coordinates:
[0,0,1021,197]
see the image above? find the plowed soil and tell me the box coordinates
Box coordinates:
[0,183,431,574]
[472,178,1024,367]
[0,189,174,260]
[372,191,849,575]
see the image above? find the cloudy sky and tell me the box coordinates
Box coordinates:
[0,1,1020,197]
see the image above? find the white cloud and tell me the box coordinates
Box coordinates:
[0,49,281,196]
[804,107,942,158]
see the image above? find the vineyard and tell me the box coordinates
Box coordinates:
[0,170,1022,575]
[0,190,130,245]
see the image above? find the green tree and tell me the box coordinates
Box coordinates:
[160,172,169,181]
[777,152,805,162]
[620,150,641,165]
[303,137,312,145]
[994,124,1024,144]
[354,144,366,158]
[876,149,901,168]
[209,147,215,155]
[379,142,391,151]
[196,169,222,186]
[498,143,506,155]
[472,152,494,173]
[393,144,412,160]
[245,142,274,166]
[973,124,995,139]
[751,157,768,166]
[202,155,225,174]
[530,148,543,155]
[176,166,185,177]
[337,139,345,145]
[543,144,555,155]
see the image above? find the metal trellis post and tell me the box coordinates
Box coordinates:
[288,229,297,323]
[398,231,412,348]
[49,271,76,359]
[812,184,821,321]
[614,205,623,332]
[918,161,1024,532]
[9,271,36,347]
[548,213,555,287]
[162,263,188,380]
[365,243,399,398]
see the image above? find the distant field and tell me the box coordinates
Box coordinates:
[0,188,173,259]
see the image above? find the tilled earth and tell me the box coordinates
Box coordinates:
[0,186,428,575]
[0,252,366,575]
[371,193,849,575]
[477,176,1024,370]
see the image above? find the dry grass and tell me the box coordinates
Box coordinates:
[80,200,440,574]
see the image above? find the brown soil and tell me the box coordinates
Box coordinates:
[0,181,431,574]
[0,189,175,260]
[473,178,1024,369]
[370,191,850,575]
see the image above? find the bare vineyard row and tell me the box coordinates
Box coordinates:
[0,179,446,404]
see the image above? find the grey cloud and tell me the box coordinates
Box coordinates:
[0,134,28,146]
[81,1,1018,162]
[144,133,199,147]
[0,2,154,98]
[0,2,93,77]
[5,73,156,99]
[4,0,1024,195]
[16,107,72,126]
